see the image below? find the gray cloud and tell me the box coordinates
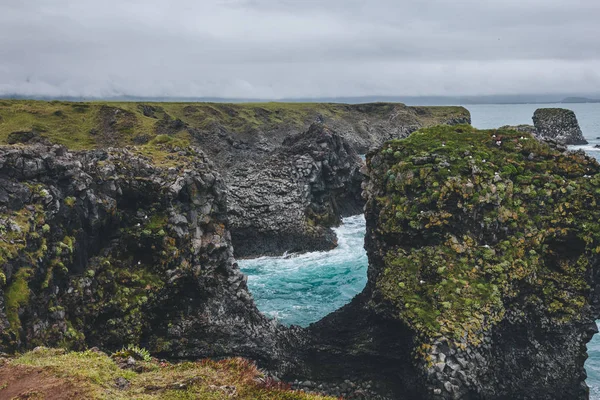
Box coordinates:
[1,0,600,98]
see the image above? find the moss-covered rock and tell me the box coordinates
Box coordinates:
[361,124,600,398]
[0,143,291,367]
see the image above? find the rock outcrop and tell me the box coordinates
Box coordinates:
[290,125,600,399]
[0,143,293,366]
[532,108,588,145]
[3,123,600,399]
[228,123,364,258]
[0,100,470,258]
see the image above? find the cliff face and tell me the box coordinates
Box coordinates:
[228,123,364,258]
[0,101,471,155]
[294,125,600,399]
[533,108,588,145]
[0,143,291,365]
[361,125,600,398]
[0,100,470,258]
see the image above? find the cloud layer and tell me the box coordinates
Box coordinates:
[1,0,600,98]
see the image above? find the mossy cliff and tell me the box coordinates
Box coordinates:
[0,143,294,366]
[288,125,600,399]
[0,100,470,153]
[360,124,600,398]
[0,100,469,258]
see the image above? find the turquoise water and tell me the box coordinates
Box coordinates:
[238,215,368,327]
[239,103,600,395]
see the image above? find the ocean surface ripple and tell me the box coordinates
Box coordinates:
[238,215,368,327]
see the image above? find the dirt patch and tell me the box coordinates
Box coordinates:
[0,365,90,400]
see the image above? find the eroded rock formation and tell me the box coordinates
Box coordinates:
[3,123,600,399]
[228,123,364,257]
[532,108,588,145]
[292,125,600,399]
[0,143,292,366]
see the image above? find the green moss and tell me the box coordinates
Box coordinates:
[9,347,334,400]
[4,268,33,336]
[64,196,76,207]
[369,124,600,349]
[0,99,469,150]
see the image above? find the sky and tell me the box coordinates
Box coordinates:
[1,0,600,99]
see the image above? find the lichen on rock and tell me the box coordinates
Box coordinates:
[0,143,291,368]
[361,124,600,398]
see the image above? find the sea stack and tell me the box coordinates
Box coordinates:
[532,108,588,145]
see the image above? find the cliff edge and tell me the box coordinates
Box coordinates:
[299,125,600,399]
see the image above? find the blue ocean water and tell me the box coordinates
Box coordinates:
[238,214,368,327]
[239,103,600,395]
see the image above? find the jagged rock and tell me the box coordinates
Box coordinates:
[0,144,293,367]
[228,123,364,257]
[290,125,600,399]
[532,108,588,145]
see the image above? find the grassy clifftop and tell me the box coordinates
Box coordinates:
[367,124,600,348]
[0,347,333,400]
[0,100,469,150]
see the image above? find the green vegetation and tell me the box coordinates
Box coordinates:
[0,99,469,150]
[113,344,152,362]
[369,124,600,351]
[5,347,334,400]
[4,268,33,335]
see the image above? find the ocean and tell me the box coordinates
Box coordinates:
[238,102,600,396]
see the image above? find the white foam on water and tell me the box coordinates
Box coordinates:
[238,215,368,327]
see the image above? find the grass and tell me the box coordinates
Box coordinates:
[6,347,335,400]
[368,124,600,353]
[4,268,33,335]
[0,99,469,150]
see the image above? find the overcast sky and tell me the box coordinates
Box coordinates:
[1,0,600,99]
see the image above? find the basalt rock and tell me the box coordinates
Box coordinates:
[533,108,588,145]
[0,143,293,367]
[291,125,600,399]
[228,123,364,258]
[0,101,470,258]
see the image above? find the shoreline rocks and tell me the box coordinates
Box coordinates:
[280,125,600,399]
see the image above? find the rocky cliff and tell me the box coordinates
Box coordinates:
[3,121,600,399]
[228,123,364,257]
[0,143,295,366]
[532,108,588,145]
[0,100,470,258]
[292,125,600,399]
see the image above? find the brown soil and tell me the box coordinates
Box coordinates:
[0,364,90,400]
